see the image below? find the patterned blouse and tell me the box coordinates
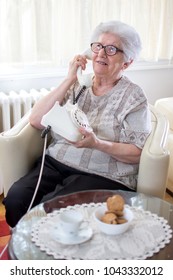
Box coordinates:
[46,75,151,190]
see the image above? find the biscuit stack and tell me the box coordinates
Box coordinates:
[101,195,127,224]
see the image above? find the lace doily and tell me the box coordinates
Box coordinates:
[31,203,172,260]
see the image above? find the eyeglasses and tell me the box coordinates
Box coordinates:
[90,42,123,56]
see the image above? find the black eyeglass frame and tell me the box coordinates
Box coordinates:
[90,42,123,56]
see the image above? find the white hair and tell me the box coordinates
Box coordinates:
[90,21,142,61]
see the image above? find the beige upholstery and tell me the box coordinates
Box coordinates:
[155,97,173,194]
[0,115,45,197]
[0,105,170,198]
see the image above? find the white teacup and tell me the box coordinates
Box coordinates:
[59,210,84,237]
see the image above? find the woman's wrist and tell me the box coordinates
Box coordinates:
[62,77,76,88]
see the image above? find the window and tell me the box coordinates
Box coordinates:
[0,0,173,75]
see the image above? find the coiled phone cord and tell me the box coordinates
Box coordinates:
[73,86,86,104]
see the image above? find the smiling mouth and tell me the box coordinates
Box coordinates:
[97,61,108,66]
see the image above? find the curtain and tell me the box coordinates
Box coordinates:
[0,0,173,69]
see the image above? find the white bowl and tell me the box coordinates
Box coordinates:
[94,205,133,235]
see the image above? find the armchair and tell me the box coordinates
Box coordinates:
[0,105,170,198]
[155,97,173,194]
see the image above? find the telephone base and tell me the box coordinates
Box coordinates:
[41,101,89,142]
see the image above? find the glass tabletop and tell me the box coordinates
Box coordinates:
[8,189,173,260]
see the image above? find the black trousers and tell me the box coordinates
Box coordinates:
[3,155,132,227]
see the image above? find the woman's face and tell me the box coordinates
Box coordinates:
[92,32,128,79]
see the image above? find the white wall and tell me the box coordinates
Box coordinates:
[0,67,173,105]
[126,67,173,104]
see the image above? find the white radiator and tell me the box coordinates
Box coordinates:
[0,88,50,132]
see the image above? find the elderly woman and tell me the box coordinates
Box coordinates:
[3,20,151,227]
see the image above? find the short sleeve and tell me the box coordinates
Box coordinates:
[119,104,152,149]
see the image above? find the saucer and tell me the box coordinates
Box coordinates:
[51,224,93,245]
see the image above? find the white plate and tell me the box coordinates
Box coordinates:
[51,224,93,245]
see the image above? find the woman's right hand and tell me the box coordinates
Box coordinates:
[67,55,88,83]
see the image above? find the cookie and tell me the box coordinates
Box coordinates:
[106,194,125,212]
[101,213,117,224]
[117,218,128,224]
[114,210,124,217]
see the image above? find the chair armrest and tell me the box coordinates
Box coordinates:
[137,105,170,198]
[0,122,45,196]
[2,110,31,136]
[154,98,173,193]
[167,134,173,189]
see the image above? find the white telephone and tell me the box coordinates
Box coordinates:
[41,100,92,141]
[41,49,93,141]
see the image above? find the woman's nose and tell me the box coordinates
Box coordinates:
[98,47,107,57]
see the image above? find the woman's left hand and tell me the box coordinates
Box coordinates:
[69,127,99,149]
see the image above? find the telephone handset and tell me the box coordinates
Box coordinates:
[76,48,92,87]
[41,49,93,141]
[77,67,93,87]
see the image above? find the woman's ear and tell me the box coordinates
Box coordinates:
[123,59,133,70]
